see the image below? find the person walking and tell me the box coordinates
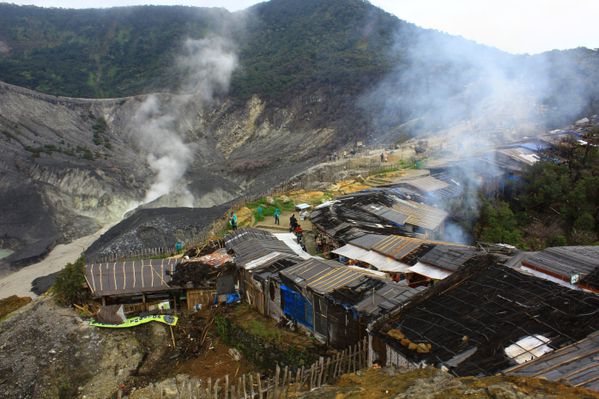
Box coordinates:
[274,207,281,225]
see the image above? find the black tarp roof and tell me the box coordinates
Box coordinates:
[252,255,303,283]
[373,255,599,376]
[419,245,479,272]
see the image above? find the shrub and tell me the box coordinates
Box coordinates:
[52,257,88,306]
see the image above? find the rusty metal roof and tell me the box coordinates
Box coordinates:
[391,199,448,231]
[85,258,179,297]
[280,258,365,294]
[371,235,426,260]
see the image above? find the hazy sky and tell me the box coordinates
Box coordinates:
[7,0,599,54]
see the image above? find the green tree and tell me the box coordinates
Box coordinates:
[477,200,523,246]
[52,257,88,306]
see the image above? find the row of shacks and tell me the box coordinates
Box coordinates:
[83,227,599,391]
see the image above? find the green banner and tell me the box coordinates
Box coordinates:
[90,314,178,328]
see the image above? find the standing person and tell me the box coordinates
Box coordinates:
[274,207,281,225]
[257,205,263,221]
[230,211,238,230]
[289,214,298,232]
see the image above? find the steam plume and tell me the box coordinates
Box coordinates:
[131,36,238,206]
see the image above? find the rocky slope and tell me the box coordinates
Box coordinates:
[0,298,169,399]
[0,81,341,270]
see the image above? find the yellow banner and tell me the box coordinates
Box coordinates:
[90,314,178,328]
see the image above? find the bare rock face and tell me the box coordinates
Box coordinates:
[0,298,160,399]
[0,82,343,269]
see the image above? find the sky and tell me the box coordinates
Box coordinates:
[6,0,599,54]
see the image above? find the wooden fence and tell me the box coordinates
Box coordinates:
[123,338,368,398]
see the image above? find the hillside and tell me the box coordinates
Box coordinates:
[1,0,599,270]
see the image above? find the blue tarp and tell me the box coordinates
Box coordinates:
[280,284,313,329]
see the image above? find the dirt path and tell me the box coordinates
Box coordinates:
[0,226,110,299]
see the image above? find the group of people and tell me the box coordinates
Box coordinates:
[289,213,306,250]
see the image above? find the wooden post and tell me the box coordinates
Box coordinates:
[274,364,280,398]
[256,373,263,399]
[281,366,289,399]
[317,357,324,387]
[295,368,301,392]
[249,374,255,398]
[214,378,220,399]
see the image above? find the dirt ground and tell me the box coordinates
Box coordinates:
[230,303,317,350]
[172,335,254,381]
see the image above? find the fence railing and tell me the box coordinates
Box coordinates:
[123,338,368,399]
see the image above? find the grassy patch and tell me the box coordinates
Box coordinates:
[247,319,281,342]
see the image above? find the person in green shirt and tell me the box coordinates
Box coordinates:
[274,207,281,225]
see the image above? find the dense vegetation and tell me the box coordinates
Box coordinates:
[0,0,401,99]
[476,128,599,249]
[1,0,598,130]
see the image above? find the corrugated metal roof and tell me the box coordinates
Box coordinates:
[354,282,425,316]
[232,238,296,267]
[332,244,371,260]
[419,245,479,272]
[372,235,425,260]
[506,330,599,392]
[356,250,411,273]
[85,258,178,297]
[391,199,447,231]
[361,204,408,225]
[225,228,277,250]
[252,255,303,282]
[280,258,365,294]
[401,176,449,193]
[523,246,599,280]
[350,234,387,250]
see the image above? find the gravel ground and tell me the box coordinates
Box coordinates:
[0,297,169,399]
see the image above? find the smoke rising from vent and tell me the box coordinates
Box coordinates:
[131,36,238,207]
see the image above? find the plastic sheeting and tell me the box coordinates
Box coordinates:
[408,261,452,280]
[280,284,313,329]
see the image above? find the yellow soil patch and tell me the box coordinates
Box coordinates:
[236,206,254,227]
[328,180,371,195]
[0,295,32,319]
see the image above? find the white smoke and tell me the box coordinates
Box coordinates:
[131,36,238,207]
[362,26,595,243]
